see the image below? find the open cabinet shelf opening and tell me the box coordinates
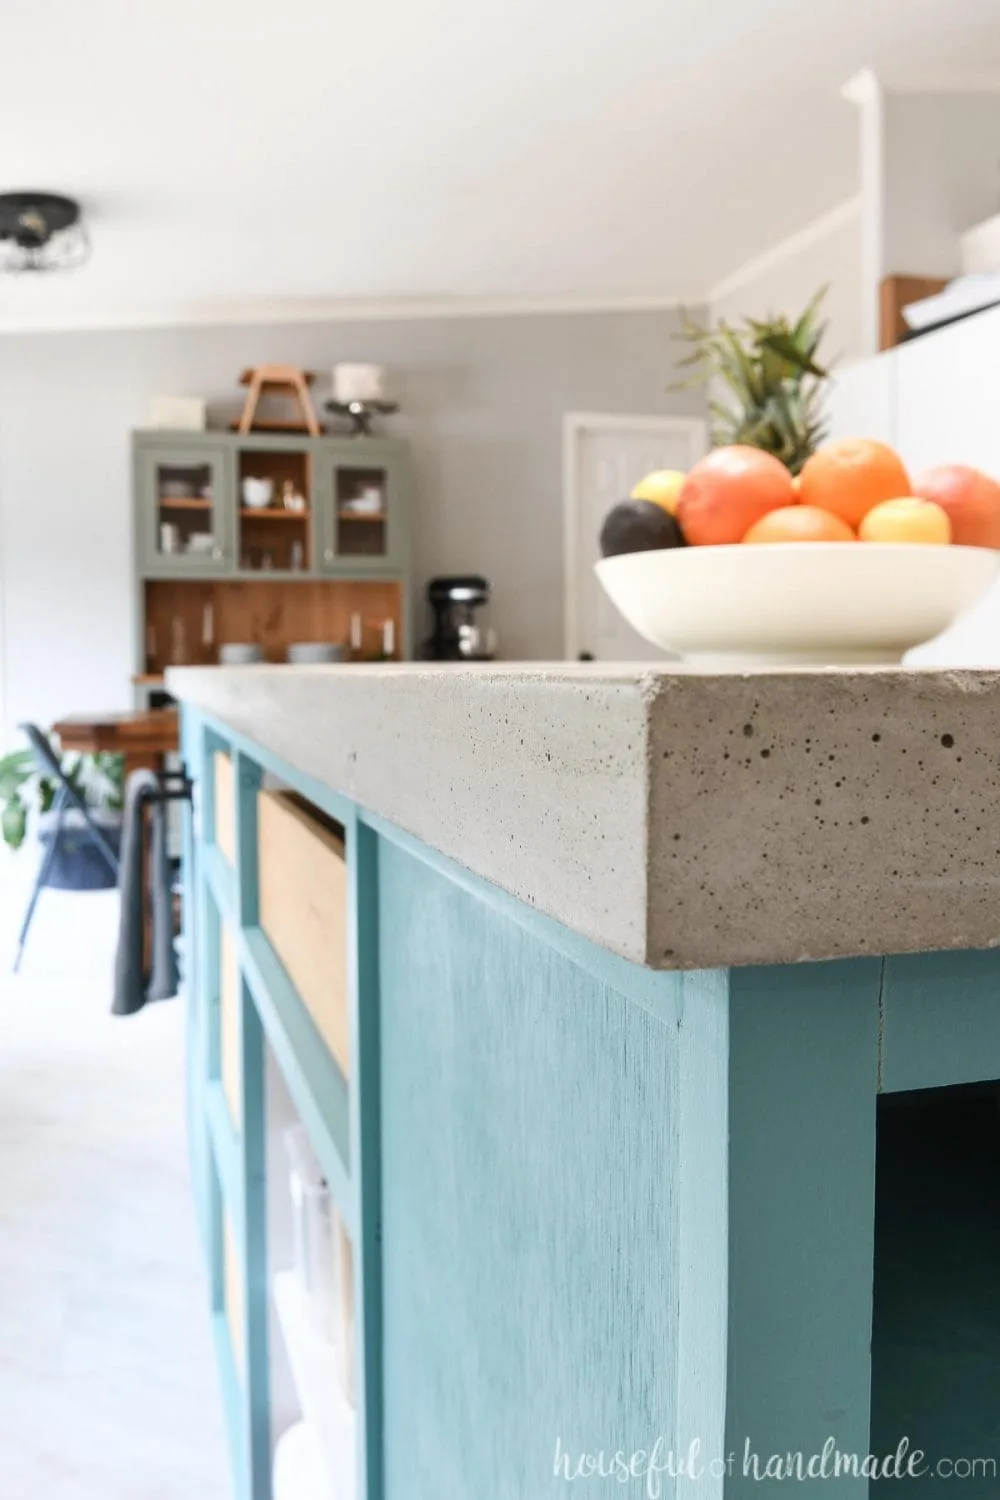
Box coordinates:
[871,1081,1000,1490]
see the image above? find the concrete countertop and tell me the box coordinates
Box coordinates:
[167,662,1000,970]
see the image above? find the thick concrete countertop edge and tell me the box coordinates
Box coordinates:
[167,663,1000,970]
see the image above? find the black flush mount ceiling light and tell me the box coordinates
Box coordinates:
[0,191,89,272]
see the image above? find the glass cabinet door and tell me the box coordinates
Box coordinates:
[317,445,405,573]
[139,443,232,571]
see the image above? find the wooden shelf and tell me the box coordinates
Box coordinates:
[132,673,166,685]
[228,420,324,433]
[160,496,213,510]
[240,508,309,521]
[337,511,385,523]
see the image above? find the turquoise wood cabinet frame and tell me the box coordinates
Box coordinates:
[181,704,1000,1500]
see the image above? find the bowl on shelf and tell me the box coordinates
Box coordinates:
[220,642,264,665]
[185,532,217,555]
[286,642,345,664]
[595,543,1000,666]
[242,476,274,509]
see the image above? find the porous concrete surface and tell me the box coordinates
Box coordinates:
[168,663,1000,969]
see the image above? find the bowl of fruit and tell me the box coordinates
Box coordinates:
[595,442,1000,666]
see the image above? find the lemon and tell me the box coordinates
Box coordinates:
[630,469,686,516]
[858,497,952,545]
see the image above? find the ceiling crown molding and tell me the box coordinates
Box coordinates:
[0,291,691,336]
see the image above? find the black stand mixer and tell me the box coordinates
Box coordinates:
[421,576,496,661]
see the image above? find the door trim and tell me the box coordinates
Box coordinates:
[562,412,707,660]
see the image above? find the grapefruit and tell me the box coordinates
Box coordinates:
[742,505,855,543]
[798,438,911,529]
[911,464,1000,549]
[676,446,795,546]
[858,497,952,545]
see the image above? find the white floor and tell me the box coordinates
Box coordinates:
[0,856,232,1499]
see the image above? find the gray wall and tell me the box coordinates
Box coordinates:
[0,309,704,738]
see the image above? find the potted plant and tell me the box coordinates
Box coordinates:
[0,745,125,890]
[674,289,832,474]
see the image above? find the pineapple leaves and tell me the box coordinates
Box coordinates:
[669,289,832,474]
[755,330,827,379]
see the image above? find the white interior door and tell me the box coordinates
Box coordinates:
[564,414,706,660]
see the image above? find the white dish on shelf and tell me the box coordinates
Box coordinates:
[242,476,274,509]
[341,496,383,516]
[286,642,346,665]
[220,642,264,665]
[595,543,1000,666]
[185,532,217,554]
[160,479,195,498]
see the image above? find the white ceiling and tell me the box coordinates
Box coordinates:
[2,0,1000,331]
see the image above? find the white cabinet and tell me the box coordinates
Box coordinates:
[894,304,1000,476]
[828,304,1000,477]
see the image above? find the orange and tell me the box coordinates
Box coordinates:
[676,445,795,546]
[743,505,856,543]
[630,469,686,516]
[798,438,911,529]
[858,497,952,545]
[911,464,1000,549]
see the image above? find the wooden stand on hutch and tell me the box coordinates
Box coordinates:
[132,428,411,694]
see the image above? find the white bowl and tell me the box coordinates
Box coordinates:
[242,476,274,509]
[286,642,345,664]
[220,642,264,665]
[595,543,1000,666]
[185,532,217,554]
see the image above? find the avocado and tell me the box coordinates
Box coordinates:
[599,499,686,558]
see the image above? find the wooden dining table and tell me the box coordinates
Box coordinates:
[51,707,180,776]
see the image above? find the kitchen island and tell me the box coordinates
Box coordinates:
[168,662,1000,1500]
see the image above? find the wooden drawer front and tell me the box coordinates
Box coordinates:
[224,1215,245,1373]
[220,926,241,1127]
[214,751,236,865]
[258,790,349,1077]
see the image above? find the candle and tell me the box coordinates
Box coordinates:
[350,612,363,651]
[383,618,395,658]
[333,364,385,404]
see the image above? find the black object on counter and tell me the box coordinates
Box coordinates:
[599,498,685,558]
[422,575,495,661]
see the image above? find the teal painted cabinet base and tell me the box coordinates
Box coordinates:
[180,705,1000,1500]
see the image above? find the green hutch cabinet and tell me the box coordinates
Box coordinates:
[132,429,412,681]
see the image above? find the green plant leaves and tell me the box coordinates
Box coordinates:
[1,795,27,852]
[0,742,125,852]
[756,330,827,379]
[670,289,832,473]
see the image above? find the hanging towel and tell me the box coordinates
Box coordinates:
[112,769,178,1015]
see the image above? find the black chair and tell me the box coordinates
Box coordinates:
[13,724,121,973]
